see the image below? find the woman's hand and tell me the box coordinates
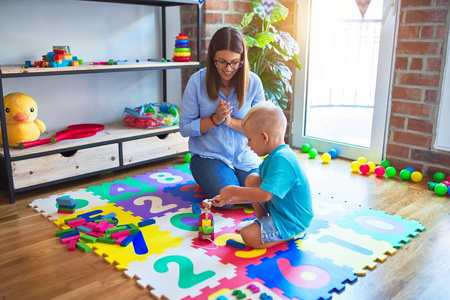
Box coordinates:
[214,99,232,125]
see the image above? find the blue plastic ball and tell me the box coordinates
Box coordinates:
[328,149,338,159]
[405,166,415,173]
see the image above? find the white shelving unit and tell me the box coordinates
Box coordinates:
[0,0,201,203]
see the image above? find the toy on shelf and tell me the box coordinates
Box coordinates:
[123,102,179,128]
[0,93,46,148]
[27,46,83,68]
[172,33,191,62]
[198,200,214,241]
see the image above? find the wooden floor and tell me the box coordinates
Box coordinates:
[0,150,449,299]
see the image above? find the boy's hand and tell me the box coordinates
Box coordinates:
[210,195,226,207]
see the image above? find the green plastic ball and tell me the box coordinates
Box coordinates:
[433,172,446,183]
[434,183,448,196]
[385,166,397,178]
[184,153,191,163]
[145,105,155,113]
[399,169,411,181]
[308,148,318,159]
[302,143,311,153]
[380,159,391,169]
[169,105,179,117]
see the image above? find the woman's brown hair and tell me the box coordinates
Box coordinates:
[205,27,249,109]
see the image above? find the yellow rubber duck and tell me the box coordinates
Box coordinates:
[1,93,46,148]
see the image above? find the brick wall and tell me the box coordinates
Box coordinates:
[387,0,450,177]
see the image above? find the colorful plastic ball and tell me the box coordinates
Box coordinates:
[446,176,450,182]
[385,166,397,178]
[441,180,450,187]
[405,166,415,173]
[399,169,411,181]
[434,183,448,196]
[374,166,386,177]
[328,149,338,159]
[380,159,391,169]
[359,163,370,175]
[308,148,318,159]
[357,157,367,164]
[410,171,423,183]
[302,143,311,153]
[367,161,376,173]
[433,172,446,183]
[321,153,332,163]
[350,161,361,172]
[184,153,191,163]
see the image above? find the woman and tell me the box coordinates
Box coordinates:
[179,27,265,208]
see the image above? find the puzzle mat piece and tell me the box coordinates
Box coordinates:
[55,203,183,270]
[133,166,193,190]
[336,207,426,248]
[193,225,289,268]
[212,281,281,300]
[299,224,397,276]
[246,241,357,300]
[124,247,236,299]
[307,218,330,235]
[173,162,192,175]
[86,177,156,203]
[312,198,362,223]
[155,207,235,246]
[166,181,206,203]
[29,189,107,221]
[116,189,188,219]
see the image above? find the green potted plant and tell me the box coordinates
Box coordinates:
[237,0,302,109]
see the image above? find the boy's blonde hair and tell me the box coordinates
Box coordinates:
[242,101,287,138]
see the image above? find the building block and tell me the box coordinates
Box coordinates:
[55,228,75,237]
[111,230,130,239]
[226,239,245,250]
[119,235,135,247]
[59,230,80,239]
[61,235,80,244]
[68,238,77,251]
[77,225,92,233]
[97,237,116,244]
[80,234,97,244]
[76,241,91,253]
[138,218,155,227]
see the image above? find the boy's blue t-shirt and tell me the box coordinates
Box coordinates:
[259,144,313,239]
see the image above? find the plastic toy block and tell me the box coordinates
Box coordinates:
[94,218,116,224]
[57,210,75,214]
[138,218,155,227]
[120,235,135,247]
[106,225,128,234]
[95,220,109,232]
[84,222,97,229]
[97,237,116,244]
[101,212,116,219]
[68,238,77,251]
[226,239,245,249]
[76,241,91,253]
[111,230,130,239]
[86,231,103,238]
[80,234,97,244]
[192,202,201,214]
[202,219,212,227]
[59,230,80,239]
[64,217,83,224]
[61,235,80,244]
[77,226,92,233]
[115,236,126,245]
[67,219,87,228]
[127,223,140,235]
[57,205,77,211]
[55,228,75,237]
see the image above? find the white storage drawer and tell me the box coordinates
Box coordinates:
[122,132,188,166]
[12,144,119,189]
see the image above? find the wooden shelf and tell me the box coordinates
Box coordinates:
[0,61,200,77]
[1,123,182,158]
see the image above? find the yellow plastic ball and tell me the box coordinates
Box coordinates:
[411,171,423,183]
[321,153,332,163]
[367,161,376,173]
[350,161,361,172]
[357,157,367,164]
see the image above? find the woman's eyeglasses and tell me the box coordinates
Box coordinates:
[214,59,243,70]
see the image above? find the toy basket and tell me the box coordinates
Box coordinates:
[123,102,179,128]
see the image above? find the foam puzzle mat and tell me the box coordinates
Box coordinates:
[30,163,426,300]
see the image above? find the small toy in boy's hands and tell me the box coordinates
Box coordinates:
[198,199,214,241]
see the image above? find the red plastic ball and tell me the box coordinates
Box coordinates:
[374,166,386,177]
[441,180,450,187]
[359,163,370,174]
